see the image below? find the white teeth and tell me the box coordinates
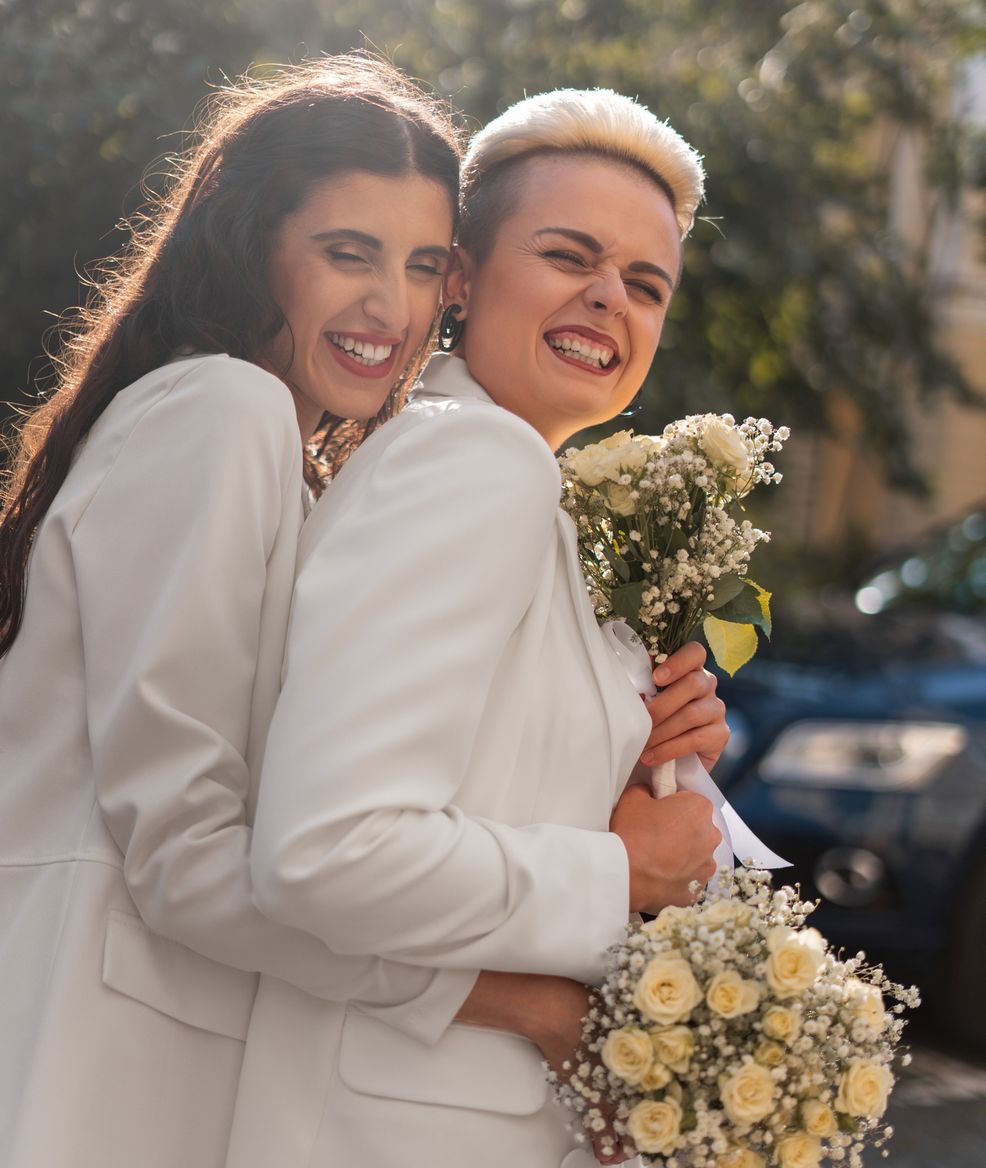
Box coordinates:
[328,333,394,366]
[547,335,615,370]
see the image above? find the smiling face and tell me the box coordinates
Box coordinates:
[263,171,455,439]
[450,154,682,450]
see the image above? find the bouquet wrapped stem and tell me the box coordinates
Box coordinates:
[562,414,792,871]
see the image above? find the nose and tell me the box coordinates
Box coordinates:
[583,266,628,317]
[363,272,411,334]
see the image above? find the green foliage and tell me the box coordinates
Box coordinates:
[2,0,983,487]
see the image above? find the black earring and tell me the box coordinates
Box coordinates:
[438,303,465,352]
[620,390,644,418]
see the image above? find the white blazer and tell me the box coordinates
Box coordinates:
[227,354,651,1168]
[0,354,471,1168]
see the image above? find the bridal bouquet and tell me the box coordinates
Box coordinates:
[552,868,919,1167]
[558,415,789,676]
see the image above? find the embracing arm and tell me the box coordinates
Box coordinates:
[74,357,475,1041]
[252,403,630,983]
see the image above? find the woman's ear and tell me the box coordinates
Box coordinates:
[443,246,474,317]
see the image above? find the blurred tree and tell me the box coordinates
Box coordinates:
[1,0,983,487]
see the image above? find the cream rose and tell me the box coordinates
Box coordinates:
[626,1097,683,1157]
[801,1099,838,1138]
[836,1060,893,1118]
[641,1059,673,1091]
[753,1040,786,1068]
[765,927,826,997]
[642,905,693,938]
[649,1025,695,1074]
[775,1133,823,1168]
[570,444,610,486]
[599,430,635,450]
[633,952,704,1025]
[842,979,887,1038]
[707,970,762,1019]
[603,482,637,516]
[701,899,754,929]
[761,1005,802,1044]
[700,418,752,490]
[719,1062,777,1125]
[601,1026,653,1085]
[717,1147,766,1168]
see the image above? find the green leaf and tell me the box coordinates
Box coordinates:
[707,573,746,611]
[747,580,773,637]
[610,580,648,623]
[711,579,771,634]
[703,615,758,676]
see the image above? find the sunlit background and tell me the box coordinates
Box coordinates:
[2,2,985,1160]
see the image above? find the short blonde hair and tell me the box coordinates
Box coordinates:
[462,88,705,242]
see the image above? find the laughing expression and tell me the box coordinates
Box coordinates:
[449,154,681,450]
[263,171,454,439]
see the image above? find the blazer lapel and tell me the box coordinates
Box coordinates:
[555,510,652,803]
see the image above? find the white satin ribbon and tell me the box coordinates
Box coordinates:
[600,619,790,872]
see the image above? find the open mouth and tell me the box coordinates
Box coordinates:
[544,329,620,373]
[327,332,395,368]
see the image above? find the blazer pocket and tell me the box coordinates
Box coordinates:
[337,1008,549,1116]
[101,909,257,1041]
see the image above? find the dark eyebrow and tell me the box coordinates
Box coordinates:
[311,231,450,263]
[311,229,381,249]
[627,260,675,291]
[534,227,603,254]
[535,227,675,291]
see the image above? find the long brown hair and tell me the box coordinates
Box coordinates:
[0,54,461,656]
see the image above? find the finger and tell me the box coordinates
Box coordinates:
[642,695,727,760]
[651,640,706,687]
[645,669,717,724]
[643,725,730,768]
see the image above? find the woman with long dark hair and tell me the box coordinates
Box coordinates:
[0,54,467,1168]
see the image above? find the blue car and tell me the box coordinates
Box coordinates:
[714,508,986,1049]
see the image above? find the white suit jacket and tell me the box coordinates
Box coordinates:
[0,354,471,1168]
[227,354,651,1168]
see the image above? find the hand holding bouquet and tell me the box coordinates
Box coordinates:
[558,415,791,868]
[551,869,919,1167]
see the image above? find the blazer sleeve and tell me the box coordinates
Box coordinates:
[73,357,475,1044]
[251,402,631,985]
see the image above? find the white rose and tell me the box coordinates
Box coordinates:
[719,1062,777,1125]
[842,979,887,1037]
[761,1005,802,1044]
[717,1147,766,1168]
[633,952,704,1025]
[601,1026,653,1085]
[765,927,826,997]
[753,1040,786,1068]
[626,1097,683,1157]
[700,418,752,490]
[570,443,611,487]
[836,1060,893,1118]
[707,970,762,1019]
[701,899,753,929]
[775,1133,823,1168]
[801,1099,838,1138]
[649,1025,695,1074]
[603,482,637,516]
